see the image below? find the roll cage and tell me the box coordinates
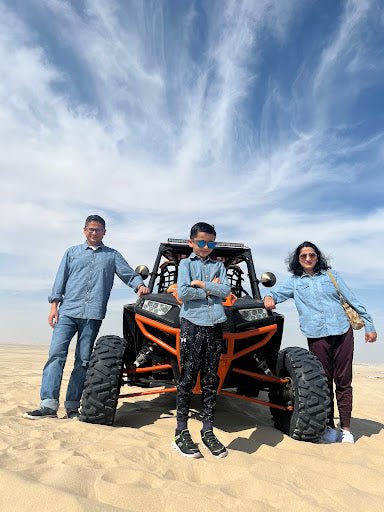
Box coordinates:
[148,239,262,300]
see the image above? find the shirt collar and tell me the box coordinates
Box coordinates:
[83,241,104,251]
[299,269,326,278]
[190,252,213,263]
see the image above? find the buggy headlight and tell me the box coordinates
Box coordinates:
[142,300,172,316]
[238,308,268,321]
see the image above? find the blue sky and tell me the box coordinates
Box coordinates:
[0,0,382,362]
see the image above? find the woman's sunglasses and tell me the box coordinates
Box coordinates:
[193,240,216,249]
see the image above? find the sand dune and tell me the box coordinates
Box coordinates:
[0,344,383,512]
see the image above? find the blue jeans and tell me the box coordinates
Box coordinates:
[40,315,102,411]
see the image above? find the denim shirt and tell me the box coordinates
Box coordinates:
[268,269,375,338]
[178,253,230,326]
[48,243,143,320]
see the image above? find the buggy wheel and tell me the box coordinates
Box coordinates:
[269,347,330,442]
[79,335,127,425]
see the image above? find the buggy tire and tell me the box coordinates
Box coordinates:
[269,347,330,442]
[79,335,127,425]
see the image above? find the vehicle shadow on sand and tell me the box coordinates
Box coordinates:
[113,392,284,454]
[112,393,383,452]
[214,395,285,453]
[114,392,176,429]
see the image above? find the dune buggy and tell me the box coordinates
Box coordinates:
[79,239,330,442]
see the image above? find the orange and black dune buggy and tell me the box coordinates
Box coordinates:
[79,239,330,442]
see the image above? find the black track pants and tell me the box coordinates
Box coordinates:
[176,318,223,430]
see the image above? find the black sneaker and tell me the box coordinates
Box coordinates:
[201,429,228,458]
[65,409,79,419]
[23,407,57,420]
[172,429,202,458]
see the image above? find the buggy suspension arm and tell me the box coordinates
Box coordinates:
[135,314,180,357]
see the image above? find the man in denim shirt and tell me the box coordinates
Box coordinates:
[24,215,149,420]
[172,222,230,459]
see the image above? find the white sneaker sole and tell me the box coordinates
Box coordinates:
[23,412,57,420]
[172,441,202,458]
[341,436,355,444]
[202,442,228,458]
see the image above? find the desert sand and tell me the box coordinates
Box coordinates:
[0,343,383,512]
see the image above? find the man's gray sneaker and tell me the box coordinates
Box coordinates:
[65,409,79,419]
[172,429,202,458]
[23,407,57,420]
[201,429,228,458]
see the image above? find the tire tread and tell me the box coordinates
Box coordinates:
[271,347,330,442]
[79,335,127,425]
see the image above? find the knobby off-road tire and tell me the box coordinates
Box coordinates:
[79,335,128,425]
[269,347,330,442]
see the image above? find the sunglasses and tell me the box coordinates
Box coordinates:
[193,240,216,249]
[299,253,317,260]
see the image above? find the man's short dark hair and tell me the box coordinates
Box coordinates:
[85,215,106,229]
[190,222,216,239]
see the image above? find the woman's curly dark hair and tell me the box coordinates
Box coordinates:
[287,241,330,276]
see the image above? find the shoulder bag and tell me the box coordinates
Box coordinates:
[327,271,365,330]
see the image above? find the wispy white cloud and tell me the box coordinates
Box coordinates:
[0,0,382,359]
[313,0,381,94]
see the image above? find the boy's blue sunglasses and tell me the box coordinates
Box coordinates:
[194,240,216,249]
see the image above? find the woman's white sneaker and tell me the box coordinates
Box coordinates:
[340,430,355,444]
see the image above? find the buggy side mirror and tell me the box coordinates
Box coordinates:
[259,272,276,287]
[135,265,150,280]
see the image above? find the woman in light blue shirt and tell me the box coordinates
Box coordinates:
[264,241,377,445]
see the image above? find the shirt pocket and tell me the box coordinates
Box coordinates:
[296,281,311,299]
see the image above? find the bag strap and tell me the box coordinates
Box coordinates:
[327,271,346,303]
